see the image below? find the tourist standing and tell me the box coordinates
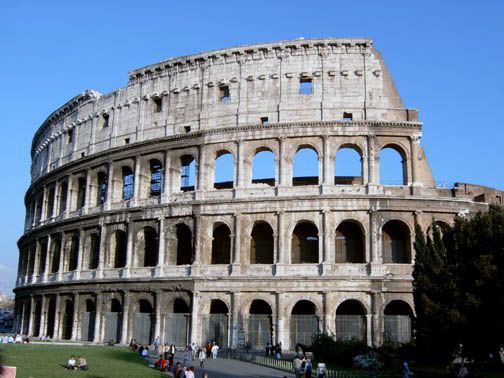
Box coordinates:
[198,347,206,368]
[316,361,327,378]
[211,342,219,359]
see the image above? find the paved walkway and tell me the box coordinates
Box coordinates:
[168,352,295,378]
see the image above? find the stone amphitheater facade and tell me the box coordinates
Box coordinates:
[14,38,503,349]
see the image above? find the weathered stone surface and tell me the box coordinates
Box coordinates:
[15,38,503,349]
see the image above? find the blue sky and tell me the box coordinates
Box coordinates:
[1,0,503,294]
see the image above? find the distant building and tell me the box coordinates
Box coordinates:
[14,38,503,348]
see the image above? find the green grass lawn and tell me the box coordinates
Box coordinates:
[1,343,166,378]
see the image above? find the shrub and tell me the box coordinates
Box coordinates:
[353,351,384,370]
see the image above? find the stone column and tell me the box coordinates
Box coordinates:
[75,229,84,280]
[196,145,207,199]
[94,293,103,343]
[57,232,65,281]
[190,291,200,345]
[154,291,162,342]
[234,139,244,198]
[27,295,35,336]
[275,211,286,275]
[367,135,378,192]
[156,218,166,276]
[125,223,134,276]
[65,178,73,217]
[32,242,40,284]
[43,237,51,282]
[191,215,202,276]
[322,135,331,187]
[97,225,106,277]
[133,156,141,203]
[277,137,287,189]
[275,292,287,347]
[322,210,332,274]
[39,295,47,337]
[72,293,80,341]
[83,168,92,212]
[322,292,332,334]
[40,186,47,222]
[105,163,114,211]
[371,291,383,347]
[162,151,171,201]
[231,213,241,275]
[231,291,242,349]
[54,295,62,340]
[409,134,421,190]
[121,291,130,345]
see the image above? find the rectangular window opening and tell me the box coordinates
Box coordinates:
[299,78,313,95]
[261,117,269,127]
[67,130,73,144]
[153,97,162,113]
[219,85,230,102]
[343,112,353,121]
[102,113,109,128]
[184,125,191,133]
[124,138,130,145]
[81,152,85,158]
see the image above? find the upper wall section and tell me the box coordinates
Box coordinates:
[30,38,417,182]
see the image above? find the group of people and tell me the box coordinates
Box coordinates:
[0,334,29,343]
[292,344,327,378]
[265,341,283,359]
[66,355,88,370]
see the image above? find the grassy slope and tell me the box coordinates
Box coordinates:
[1,344,165,378]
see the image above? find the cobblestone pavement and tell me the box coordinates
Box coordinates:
[170,352,295,378]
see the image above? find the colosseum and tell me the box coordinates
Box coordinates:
[14,38,504,350]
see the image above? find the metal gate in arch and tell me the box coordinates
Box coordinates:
[164,313,190,347]
[201,314,228,347]
[290,315,319,346]
[247,314,272,349]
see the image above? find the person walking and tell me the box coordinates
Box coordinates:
[316,361,327,378]
[293,356,303,378]
[198,347,207,368]
[211,342,219,359]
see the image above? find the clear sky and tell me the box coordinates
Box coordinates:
[1,0,503,295]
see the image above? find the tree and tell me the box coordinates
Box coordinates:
[413,223,461,362]
[413,207,504,362]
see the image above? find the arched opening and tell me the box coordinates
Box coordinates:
[293,146,319,186]
[76,176,87,209]
[380,146,406,185]
[292,222,319,263]
[214,151,234,189]
[164,298,191,347]
[50,238,61,273]
[384,300,414,344]
[290,300,318,347]
[143,227,159,267]
[97,171,108,205]
[81,299,96,342]
[112,230,127,268]
[38,239,48,274]
[252,149,275,186]
[58,181,68,215]
[67,235,79,272]
[248,300,273,349]
[33,299,42,337]
[46,297,56,338]
[336,221,365,263]
[427,221,450,241]
[382,220,411,263]
[122,166,134,201]
[250,222,274,264]
[181,155,196,192]
[22,301,31,335]
[176,224,193,265]
[203,299,229,347]
[133,299,154,345]
[336,300,367,342]
[104,298,122,343]
[211,223,231,264]
[334,147,363,185]
[88,234,100,270]
[62,299,74,340]
[149,159,163,196]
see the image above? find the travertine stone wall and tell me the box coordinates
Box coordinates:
[16,38,501,350]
